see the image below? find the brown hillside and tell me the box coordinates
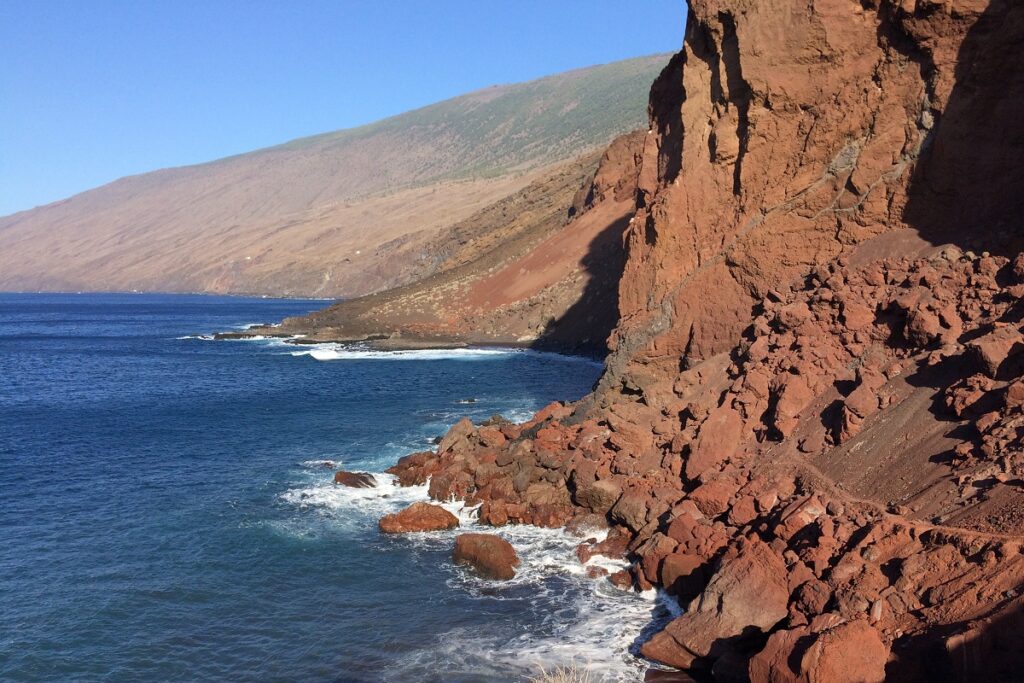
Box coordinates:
[0,55,668,297]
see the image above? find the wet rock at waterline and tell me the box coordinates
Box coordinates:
[333,471,376,488]
[378,502,459,534]
[452,533,520,580]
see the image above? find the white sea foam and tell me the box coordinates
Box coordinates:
[210,334,292,347]
[175,334,215,340]
[209,335,297,352]
[185,332,604,369]
[279,472,671,681]
[292,345,522,362]
[501,407,541,424]
[286,343,605,366]
[280,472,430,527]
[298,459,339,469]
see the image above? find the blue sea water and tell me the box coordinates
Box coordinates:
[0,293,668,682]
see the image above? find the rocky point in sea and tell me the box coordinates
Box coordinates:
[377,0,1024,680]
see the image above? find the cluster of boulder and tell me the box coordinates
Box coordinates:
[378,248,1024,680]
[334,471,521,580]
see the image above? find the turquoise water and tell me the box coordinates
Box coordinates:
[0,293,665,682]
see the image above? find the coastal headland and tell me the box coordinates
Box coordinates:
[310,1,1024,680]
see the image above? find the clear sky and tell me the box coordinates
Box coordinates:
[0,1,686,217]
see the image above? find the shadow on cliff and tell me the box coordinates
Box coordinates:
[887,599,1024,682]
[888,5,1024,679]
[902,0,1024,256]
[529,212,632,357]
[886,0,1024,459]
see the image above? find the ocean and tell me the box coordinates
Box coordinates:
[0,293,671,682]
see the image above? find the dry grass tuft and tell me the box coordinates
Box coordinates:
[528,662,593,683]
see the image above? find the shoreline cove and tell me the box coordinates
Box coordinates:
[242,333,668,680]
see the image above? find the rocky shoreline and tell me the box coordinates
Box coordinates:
[214,328,477,351]
[213,327,615,358]
[373,243,1024,680]
[264,0,1024,679]
[321,1,1024,680]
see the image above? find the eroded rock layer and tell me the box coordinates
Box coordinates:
[384,1,1024,679]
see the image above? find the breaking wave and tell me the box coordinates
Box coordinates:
[289,343,603,366]
[293,346,520,361]
[279,471,672,681]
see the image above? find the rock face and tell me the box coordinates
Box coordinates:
[641,537,789,668]
[378,502,459,534]
[333,471,376,488]
[452,533,520,580]
[379,1,1024,680]
[604,0,1024,387]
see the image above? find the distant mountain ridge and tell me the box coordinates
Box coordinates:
[0,54,670,297]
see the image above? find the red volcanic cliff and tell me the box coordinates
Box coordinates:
[607,0,1023,386]
[385,1,1024,680]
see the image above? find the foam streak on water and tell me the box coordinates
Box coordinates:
[287,342,604,366]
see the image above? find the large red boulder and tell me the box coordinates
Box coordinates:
[749,616,888,683]
[660,551,709,603]
[575,479,622,514]
[378,502,459,534]
[770,374,814,439]
[685,406,743,481]
[641,537,790,669]
[452,533,520,580]
[968,326,1024,378]
[689,479,739,518]
[437,417,475,454]
[610,491,652,531]
[799,620,888,683]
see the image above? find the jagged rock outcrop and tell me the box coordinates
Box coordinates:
[333,471,376,488]
[607,0,1024,389]
[381,0,1024,680]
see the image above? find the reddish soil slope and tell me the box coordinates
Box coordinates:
[262,131,646,354]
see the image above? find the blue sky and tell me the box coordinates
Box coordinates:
[0,1,686,216]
